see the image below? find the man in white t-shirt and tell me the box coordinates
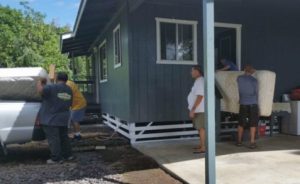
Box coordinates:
[187,65,205,154]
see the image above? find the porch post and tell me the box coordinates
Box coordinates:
[71,53,76,81]
[202,0,216,184]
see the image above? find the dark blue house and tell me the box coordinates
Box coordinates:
[61,0,300,143]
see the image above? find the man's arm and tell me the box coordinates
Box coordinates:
[192,95,204,112]
[190,95,203,119]
[37,79,44,94]
[219,65,230,71]
[254,79,259,101]
[189,78,205,118]
[37,78,51,98]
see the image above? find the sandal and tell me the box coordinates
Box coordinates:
[235,142,243,147]
[193,148,206,154]
[193,146,202,150]
[248,143,257,149]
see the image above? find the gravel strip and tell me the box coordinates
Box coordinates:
[0,125,182,184]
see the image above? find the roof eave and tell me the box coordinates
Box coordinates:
[60,32,73,52]
[73,0,88,37]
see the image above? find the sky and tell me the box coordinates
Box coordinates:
[0,0,80,28]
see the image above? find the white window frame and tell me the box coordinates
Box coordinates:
[215,22,242,70]
[113,24,122,69]
[156,17,198,65]
[99,40,108,83]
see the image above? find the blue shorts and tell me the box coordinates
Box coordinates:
[70,108,86,123]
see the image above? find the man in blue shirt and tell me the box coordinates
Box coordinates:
[37,72,74,164]
[236,65,259,149]
[219,58,239,71]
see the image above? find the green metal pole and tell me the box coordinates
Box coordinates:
[202,0,216,184]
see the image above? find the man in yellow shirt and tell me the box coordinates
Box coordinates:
[66,80,87,140]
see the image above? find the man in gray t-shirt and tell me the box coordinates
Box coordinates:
[39,83,72,127]
[236,65,259,149]
[37,72,73,164]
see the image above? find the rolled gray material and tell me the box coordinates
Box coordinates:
[0,67,49,101]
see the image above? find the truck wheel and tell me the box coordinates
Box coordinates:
[0,142,6,157]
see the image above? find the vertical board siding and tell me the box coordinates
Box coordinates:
[129,0,202,122]
[97,4,131,121]
[127,0,300,122]
[237,0,300,100]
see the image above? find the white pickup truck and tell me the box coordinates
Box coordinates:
[0,67,50,156]
[0,101,44,156]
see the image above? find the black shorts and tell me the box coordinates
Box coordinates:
[238,104,259,128]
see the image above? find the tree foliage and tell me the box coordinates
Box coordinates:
[0,2,70,72]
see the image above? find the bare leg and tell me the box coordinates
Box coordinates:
[199,128,206,151]
[250,127,256,144]
[72,122,81,136]
[193,130,202,149]
[237,125,244,143]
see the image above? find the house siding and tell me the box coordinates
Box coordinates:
[93,0,300,122]
[239,1,300,101]
[215,0,300,100]
[127,0,300,122]
[96,3,131,121]
[129,0,203,122]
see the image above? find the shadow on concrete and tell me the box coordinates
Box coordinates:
[216,134,300,156]
[289,150,300,156]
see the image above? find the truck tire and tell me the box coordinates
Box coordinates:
[0,142,6,157]
[0,145,4,157]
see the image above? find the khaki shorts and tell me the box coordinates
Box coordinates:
[193,113,205,129]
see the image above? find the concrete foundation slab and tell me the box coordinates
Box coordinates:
[134,135,300,184]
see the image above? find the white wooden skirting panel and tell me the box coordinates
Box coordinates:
[102,113,199,144]
[135,130,198,139]
[102,113,280,144]
[102,113,130,138]
[134,123,194,131]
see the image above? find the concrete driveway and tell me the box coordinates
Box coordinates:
[134,135,300,184]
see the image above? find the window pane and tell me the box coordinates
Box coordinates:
[160,23,176,60]
[178,24,193,61]
[103,59,107,79]
[114,29,121,65]
[100,44,107,80]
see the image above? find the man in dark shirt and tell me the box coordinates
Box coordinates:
[236,65,259,149]
[37,72,73,164]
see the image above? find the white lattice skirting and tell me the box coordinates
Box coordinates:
[102,113,199,144]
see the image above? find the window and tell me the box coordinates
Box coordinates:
[113,24,122,68]
[99,40,108,83]
[156,18,198,65]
